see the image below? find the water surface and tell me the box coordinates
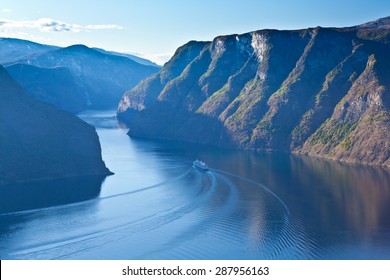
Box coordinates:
[1,110,390,259]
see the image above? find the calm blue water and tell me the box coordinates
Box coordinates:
[1,110,390,260]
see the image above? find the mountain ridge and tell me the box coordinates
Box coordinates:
[2,40,160,112]
[0,37,59,65]
[92,47,161,67]
[118,17,390,168]
[1,38,160,112]
[0,38,158,67]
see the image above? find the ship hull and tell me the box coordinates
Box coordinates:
[193,160,209,172]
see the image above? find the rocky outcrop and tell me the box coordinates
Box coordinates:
[0,66,112,186]
[118,17,390,168]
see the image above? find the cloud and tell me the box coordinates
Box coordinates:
[0,18,123,33]
[1,8,11,13]
[85,24,123,30]
[36,18,76,32]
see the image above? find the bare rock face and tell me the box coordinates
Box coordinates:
[0,66,112,186]
[117,17,390,168]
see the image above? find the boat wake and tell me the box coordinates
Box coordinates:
[0,168,193,217]
[1,165,307,260]
[212,168,290,217]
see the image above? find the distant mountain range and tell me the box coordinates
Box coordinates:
[92,47,160,67]
[0,65,111,186]
[0,38,161,113]
[118,16,390,168]
[0,38,58,65]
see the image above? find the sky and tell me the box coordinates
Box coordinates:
[0,0,389,65]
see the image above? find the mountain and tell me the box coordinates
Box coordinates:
[6,63,87,113]
[117,17,390,168]
[0,38,160,112]
[14,44,160,109]
[92,47,161,67]
[0,65,112,186]
[0,38,59,65]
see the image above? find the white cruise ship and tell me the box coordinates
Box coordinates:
[193,159,209,172]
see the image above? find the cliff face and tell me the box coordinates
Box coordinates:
[300,52,390,167]
[0,66,112,186]
[117,17,390,168]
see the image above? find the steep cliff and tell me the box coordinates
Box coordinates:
[0,66,112,185]
[117,17,390,168]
